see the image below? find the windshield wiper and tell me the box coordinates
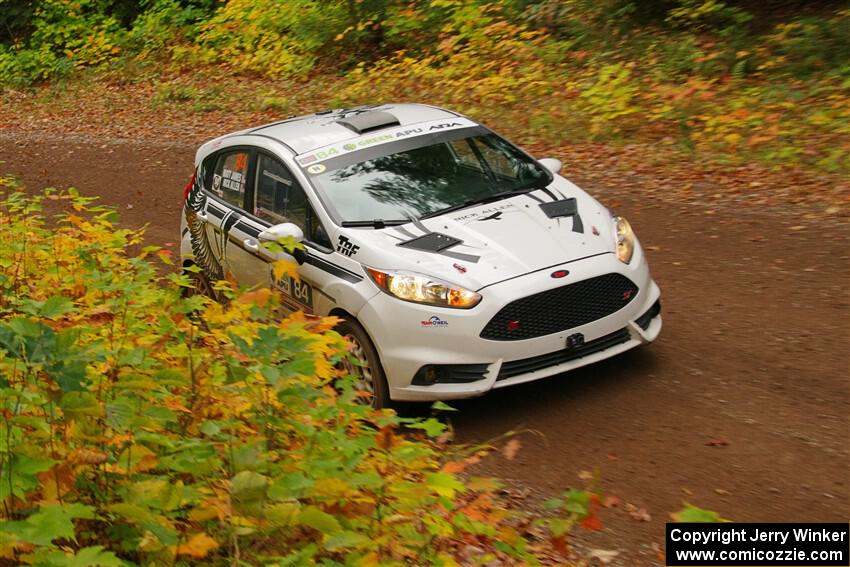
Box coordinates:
[419,187,538,220]
[340,219,409,229]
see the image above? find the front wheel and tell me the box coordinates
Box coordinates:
[181,264,220,302]
[336,317,391,409]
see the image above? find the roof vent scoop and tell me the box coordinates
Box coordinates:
[336,110,400,135]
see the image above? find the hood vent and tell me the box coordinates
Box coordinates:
[336,110,400,134]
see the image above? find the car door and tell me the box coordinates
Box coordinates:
[227,151,337,315]
[196,147,256,283]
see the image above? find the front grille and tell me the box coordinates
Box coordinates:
[480,273,639,341]
[635,299,661,330]
[497,328,631,380]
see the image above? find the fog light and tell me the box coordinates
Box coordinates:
[413,365,439,386]
[412,364,489,385]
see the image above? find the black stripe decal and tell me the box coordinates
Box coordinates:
[396,219,482,263]
[525,192,546,204]
[408,216,432,234]
[181,227,188,237]
[441,250,481,263]
[394,226,420,239]
[538,187,558,201]
[207,204,225,219]
[224,235,362,283]
[222,210,241,233]
[304,255,363,283]
[234,221,261,238]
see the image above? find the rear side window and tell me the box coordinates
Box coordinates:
[211,150,250,208]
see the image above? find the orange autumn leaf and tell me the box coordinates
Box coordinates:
[581,512,603,531]
[176,532,219,558]
[441,460,467,474]
[237,287,271,306]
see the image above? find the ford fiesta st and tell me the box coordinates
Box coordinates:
[180,104,662,407]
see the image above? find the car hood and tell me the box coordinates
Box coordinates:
[336,178,616,290]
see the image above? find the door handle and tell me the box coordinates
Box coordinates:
[243,238,260,252]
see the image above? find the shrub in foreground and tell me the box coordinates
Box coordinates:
[0,181,600,565]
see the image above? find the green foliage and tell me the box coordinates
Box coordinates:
[0,180,580,564]
[0,0,128,84]
[671,503,727,522]
[578,63,640,136]
[0,1,847,173]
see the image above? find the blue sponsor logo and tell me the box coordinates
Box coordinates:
[421,315,449,328]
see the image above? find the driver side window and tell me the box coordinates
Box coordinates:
[254,154,331,249]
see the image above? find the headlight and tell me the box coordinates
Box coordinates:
[365,268,481,309]
[613,216,635,264]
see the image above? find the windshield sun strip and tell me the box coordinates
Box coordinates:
[301,127,488,177]
[298,127,490,227]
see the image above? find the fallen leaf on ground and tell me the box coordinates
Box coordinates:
[588,549,621,564]
[625,503,652,522]
[502,438,522,461]
[602,495,622,508]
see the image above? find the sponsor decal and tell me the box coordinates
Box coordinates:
[592,225,600,236]
[622,290,633,300]
[356,133,394,147]
[452,202,515,223]
[271,267,314,311]
[421,315,448,328]
[551,269,570,279]
[337,234,360,257]
[212,174,222,191]
[395,127,422,138]
[298,117,476,165]
[477,211,503,221]
[452,262,467,274]
[307,163,326,175]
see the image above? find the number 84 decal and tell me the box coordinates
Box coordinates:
[270,268,313,310]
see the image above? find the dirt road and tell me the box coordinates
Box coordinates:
[2,132,847,564]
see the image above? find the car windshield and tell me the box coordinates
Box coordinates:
[304,128,551,224]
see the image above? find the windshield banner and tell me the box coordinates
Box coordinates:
[296,117,478,166]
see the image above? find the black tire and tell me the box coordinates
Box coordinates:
[336,317,391,409]
[181,264,219,302]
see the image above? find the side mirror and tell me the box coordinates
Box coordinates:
[538,158,562,174]
[257,223,307,264]
[258,222,304,243]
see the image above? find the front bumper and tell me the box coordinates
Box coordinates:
[357,250,662,402]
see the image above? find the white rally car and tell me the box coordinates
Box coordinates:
[180,104,662,407]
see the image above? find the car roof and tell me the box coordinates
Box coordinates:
[242,103,463,155]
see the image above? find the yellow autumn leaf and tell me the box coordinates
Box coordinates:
[723,133,741,146]
[176,532,219,558]
[273,259,300,282]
